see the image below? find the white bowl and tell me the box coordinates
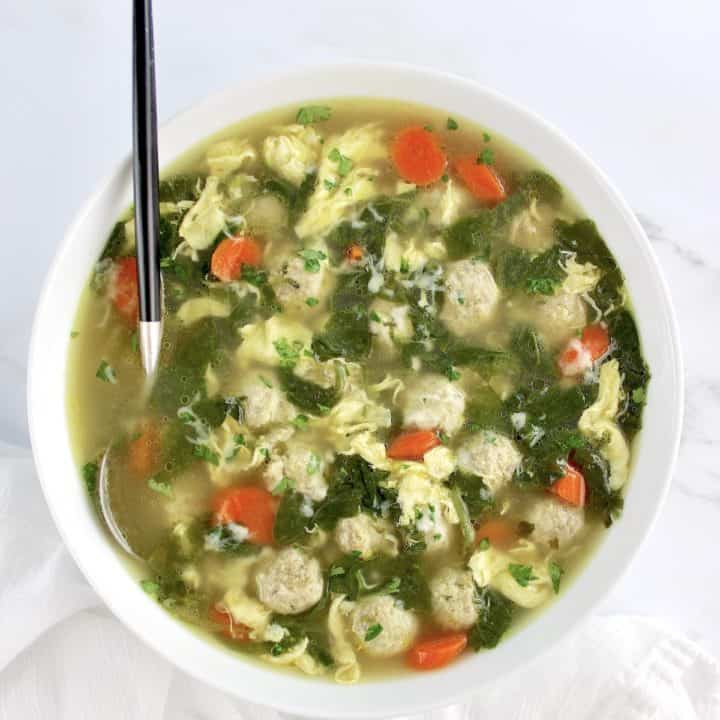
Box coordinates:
[28,63,683,718]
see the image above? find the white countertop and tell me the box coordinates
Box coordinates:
[1,0,718,662]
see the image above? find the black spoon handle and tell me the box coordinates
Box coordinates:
[132,0,161,323]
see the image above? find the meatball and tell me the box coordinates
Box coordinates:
[440,259,500,337]
[349,595,419,657]
[271,255,330,313]
[255,548,324,615]
[430,567,478,631]
[402,374,466,436]
[264,442,328,502]
[531,292,587,348]
[456,432,522,494]
[335,514,387,558]
[237,375,294,430]
[526,496,585,547]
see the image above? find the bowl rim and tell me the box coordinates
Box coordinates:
[28,61,684,718]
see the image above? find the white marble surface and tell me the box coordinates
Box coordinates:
[1,0,718,662]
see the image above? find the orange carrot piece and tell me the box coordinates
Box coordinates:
[127,423,160,478]
[475,518,518,550]
[346,244,363,262]
[210,236,263,282]
[211,486,277,545]
[387,430,442,461]
[557,337,593,377]
[407,632,468,671]
[454,156,506,204]
[550,464,587,507]
[208,604,250,642]
[111,256,139,324]
[581,324,610,360]
[391,127,447,186]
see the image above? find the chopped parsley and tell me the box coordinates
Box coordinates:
[82,462,98,494]
[399,258,410,274]
[380,576,402,595]
[446,117,459,130]
[305,297,319,307]
[483,131,492,142]
[477,148,495,165]
[70,330,79,339]
[272,477,295,495]
[323,178,337,192]
[259,375,274,388]
[328,148,353,177]
[273,338,303,369]
[364,623,383,642]
[478,537,490,551]
[441,173,449,183]
[95,360,117,384]
[148,477,173,498]
[306,452,322,475]
[548,561,564,594]
[140,579,160,596]
[632,387,647,404]
[344,187,352,196]
[296,105,331,125]
[507,563,537,588]
[297,248,327,273]
[192,444,220,466]
[292,414,309,430]
[369,310,382,323]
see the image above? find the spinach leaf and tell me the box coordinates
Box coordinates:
[263,171,317,223]
[447,470,494,518]
[312,270,372,362]
[465,386,512,434]
[468,587,514,650]
[607,309,650,436]
[328,553,430,611]
[554,218,615,271]
[279,369,340,415]
[100,221,126,261]
[518,170,563,205]
[572,444,624,526]
[274,491,312,545]
[493,245,567,296]
[510,326,555,380]
[443,192,527,260]
[313,455,392,530]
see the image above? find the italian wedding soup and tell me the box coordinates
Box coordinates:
[68,100,649,681]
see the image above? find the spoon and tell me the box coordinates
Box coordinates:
[98,0,162,557]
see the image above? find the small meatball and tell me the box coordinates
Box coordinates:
[335,514,387,558]
[255,548,324,615]
[430,567,478,631]
[456,432,522,494]
[237,375,294,430]
[402,374,466,436]
[526,496,585,547]
[531,292,587,348]
[264,442,329,502]
[440,259,500,337]
[271,255,330,313]
[350,595,419,658]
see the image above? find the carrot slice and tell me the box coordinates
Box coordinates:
[391,127,447,186]
[346,244,363,262]
[581,324,610,360]
[209,604,250,642]
[454,156,506,204]
[211,486,277,545]
[475,518,518,549]
[407,632,468,671]
[550,464,586,507]
[387,430,442,461]
[210,236,263,282]
[111,256,139,324]
[127,423,160,478]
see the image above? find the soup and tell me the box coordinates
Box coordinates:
[68,99,649,682]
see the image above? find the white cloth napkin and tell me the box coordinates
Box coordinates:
[1,442,718,720]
